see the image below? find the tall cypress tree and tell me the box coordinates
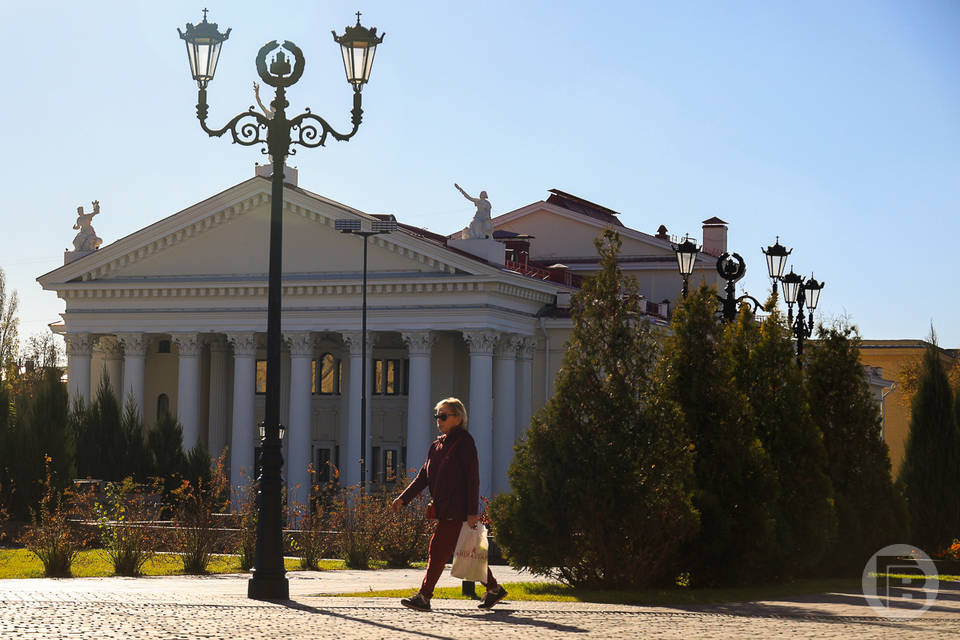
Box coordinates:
[657,285,778,586]
[728,305,835,578]
[490,229,699,588]
[898,337,960,554]
[807,323,908,573]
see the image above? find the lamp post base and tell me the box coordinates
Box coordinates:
[248,573,290,600]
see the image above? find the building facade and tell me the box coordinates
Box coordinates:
[38,171,723,508]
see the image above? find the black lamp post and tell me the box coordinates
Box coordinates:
[673,235,700,298]
[762,237,791,301]
[780,268,824,366]
[178,9,384,601]
[334,218,397,488]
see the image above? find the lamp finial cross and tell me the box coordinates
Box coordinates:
[202,8,209,21]
[355,11,362,24]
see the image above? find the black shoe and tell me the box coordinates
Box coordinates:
[478,586,507,609]
[400,593,431,612]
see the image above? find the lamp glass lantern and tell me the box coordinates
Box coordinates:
[763,237,791,281]
[674,236,700,277]
[257,422,285,441]
[803,276,824,310]
[780,269,803,305]
[332,15,385,89]
[177,13,231,88]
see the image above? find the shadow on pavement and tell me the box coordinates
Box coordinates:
[437,607,587,633]
[276,600,460,640]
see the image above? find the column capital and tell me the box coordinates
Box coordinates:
[283,331,315,357]
[227,332,258,357]
[97,335,124,359]
[463,330,499,355]
[401,330,436,356]
[517,335,536,361]
[171,333,203,357]
[117,333,148,357]
[494,333,523,360]
[341,331,366,357]
[65,333,93,356]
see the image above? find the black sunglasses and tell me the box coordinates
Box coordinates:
[434,412,456,421]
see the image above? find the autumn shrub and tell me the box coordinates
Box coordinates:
[375,480,431,568]
[170,452,228,574]
[73,477,163,576]
[234,478,257,571]
[330,484,380,569]
[18,456,91,577]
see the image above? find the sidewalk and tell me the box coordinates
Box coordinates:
[1,566,958,639]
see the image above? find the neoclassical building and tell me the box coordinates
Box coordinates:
[39,168,722,507]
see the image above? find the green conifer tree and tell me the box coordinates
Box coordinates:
[119,397,152,482]
[806,322,908,573]
[72,373,124,480]
[728,305,835,578]
[490,229,699,588]
[148,410,188,493]
[656,285,778,586]
[897,335,960,554]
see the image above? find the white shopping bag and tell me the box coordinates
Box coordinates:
[450,522,489,582]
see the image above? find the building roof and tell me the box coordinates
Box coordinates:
[546,189,625,228]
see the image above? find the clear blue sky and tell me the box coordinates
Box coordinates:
[2,1,958,347]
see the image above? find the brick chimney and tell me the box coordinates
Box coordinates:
[701,217,728,256]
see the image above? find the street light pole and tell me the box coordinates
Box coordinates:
[335,219,397,488]
[178,10,384,601]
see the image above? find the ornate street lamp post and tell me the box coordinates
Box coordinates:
[762,237,791,301]
[334,218,397,488]
[780,268,824,366]
[673,235,700,299]
[178,10,384,601]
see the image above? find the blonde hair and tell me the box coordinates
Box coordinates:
[434,397,468,430]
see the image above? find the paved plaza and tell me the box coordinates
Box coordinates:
[1,566,959,639]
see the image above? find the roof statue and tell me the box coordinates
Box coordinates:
[455,183,493,239]
[72,200,102,252]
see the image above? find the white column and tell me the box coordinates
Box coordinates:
[516,336,536,441]
[100,336,124,402]
[402,331,434,474]
[172,333,203,452]
[228,332,258,511]
[207,336,230,459]
[463,330,498,501]
[65,333,93,405]
[493,334,519,495]
[285,332,314,512]
[117,333,147,419]
[342,332,372,488]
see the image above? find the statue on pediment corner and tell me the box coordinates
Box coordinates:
[72,200,102,252]
[455,183,493,239]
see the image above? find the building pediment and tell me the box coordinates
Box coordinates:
[491,200,677,263]
[39,177,511,291]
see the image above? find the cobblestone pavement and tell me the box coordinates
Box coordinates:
[1,568,959,639]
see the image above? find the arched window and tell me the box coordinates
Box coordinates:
[315,353,341,395]
[157,393,170,421]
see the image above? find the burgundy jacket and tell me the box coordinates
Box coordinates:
[398,427,479,521]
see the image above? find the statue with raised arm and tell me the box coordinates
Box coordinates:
[455,183,493,239]
[72,200,102,252]
[253,81,274,119]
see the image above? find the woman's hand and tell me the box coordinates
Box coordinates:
[466,514,480,528]
[391,497,403,513]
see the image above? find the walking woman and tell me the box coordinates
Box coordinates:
[391,397,507,611]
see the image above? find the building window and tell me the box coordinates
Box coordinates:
[383,449,398,483]
[374,359,408,395]
[158,340,171,354]
[314,353,341,395]
[157,394,169,421]
[255,360,267,394]
[315,448,332,485]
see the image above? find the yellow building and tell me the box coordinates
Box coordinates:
[859,340,959,476]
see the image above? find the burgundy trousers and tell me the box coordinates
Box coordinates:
[420,519,498,598]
